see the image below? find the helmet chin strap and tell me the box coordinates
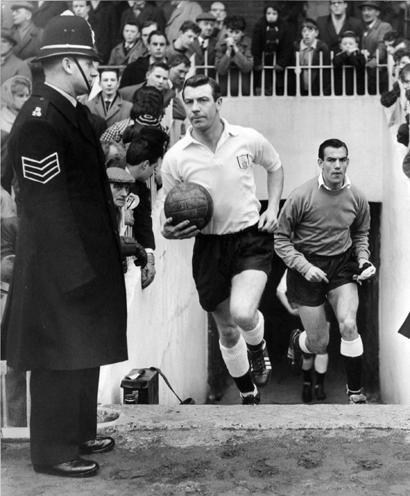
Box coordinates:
[72,56,92,93]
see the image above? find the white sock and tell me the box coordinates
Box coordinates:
[242,310,264,346]
[299,331,312,354]
[340,336,363,357]
[219,335,249,378]
[314,353,329,374]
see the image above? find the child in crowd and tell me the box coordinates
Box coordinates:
[251,2,292,95]
[291,18,330,96]
[276,270,329,403]
[215,15,253,96]
[333,30,366,95]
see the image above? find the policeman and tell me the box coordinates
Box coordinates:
[3,14,128,477]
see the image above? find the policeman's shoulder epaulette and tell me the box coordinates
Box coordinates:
[26,96,50,119]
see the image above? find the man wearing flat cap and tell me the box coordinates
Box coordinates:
[0,29,32,84]
[192,11,218,70]
[2,13,127,478]
[359,1,392,92]
[10,1,43,60]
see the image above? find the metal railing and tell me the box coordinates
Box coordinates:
[194,49,390,98]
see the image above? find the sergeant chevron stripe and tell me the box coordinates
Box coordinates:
[22,153,61,184]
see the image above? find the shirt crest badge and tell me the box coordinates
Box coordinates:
[236,154,251,169]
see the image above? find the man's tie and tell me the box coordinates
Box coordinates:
[105,100,111,112]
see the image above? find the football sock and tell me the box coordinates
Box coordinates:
[314,353,329,374]
[341,337,364,392]
[242,310,264,348]
[303,369,312,384]
[219,335,249,379]
[315,372,325,386]
[299,331,312,355]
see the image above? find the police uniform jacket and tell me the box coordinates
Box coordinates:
[3,84,127,371]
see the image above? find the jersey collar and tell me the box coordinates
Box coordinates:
[318,172,351,190]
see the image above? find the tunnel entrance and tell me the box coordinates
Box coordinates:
[208,202,381,405]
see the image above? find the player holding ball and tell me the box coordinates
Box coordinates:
[161,74,284,404]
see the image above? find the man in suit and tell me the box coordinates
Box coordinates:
[10,1,42,60]
[3,14,127,478]
[165,0,202,46]
[316,0,363,54]
[85,68,133,128]
[192,11,218,72]
[108,20,145,66]
[359,1,392,93]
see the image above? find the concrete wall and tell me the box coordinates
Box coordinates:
[221,96,384,202]
[379,126,410,404]
[99,196,208,406]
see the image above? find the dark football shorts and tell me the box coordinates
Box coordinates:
[192,224,274,312]
[286,248,359,307]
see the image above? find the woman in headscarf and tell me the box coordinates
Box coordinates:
[1,75,32,199]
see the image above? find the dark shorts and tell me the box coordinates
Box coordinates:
[286,249,359,307]
[192,224,274,312]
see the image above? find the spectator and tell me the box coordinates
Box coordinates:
[210,1,227,42]
[380,49,410,126]
[276,270,329,403]
[1,29,32,84]
[88,0,119,64]
[71,0,91,21]
[316,0,363,55]
[215,16,254,96]
[120,30,167,88]
[32,1,68,29]
[192,12,218,72]
[140,19,159,51]
[85,68,133,128]
[359,1,392,94]
[123,126,169,288]
[101,85,164,143]
[10,1,42,61]
[395,64,410,147]
[108,20,145,66]
[251,2,293,95]
[105,166,147,273]
[1,186,27,427]
[165,0,202,46]
[120,61,170,103]
[290,18,330,96]
[165,20,200,60]
[164,54,191,142]
[333,30,366,95]
[1,75,32,198]
[0,75,31,137]
[383,30,410,58]
[120,1,165,34]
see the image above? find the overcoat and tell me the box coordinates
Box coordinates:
[85,92,133,128]
[3,84,127,371]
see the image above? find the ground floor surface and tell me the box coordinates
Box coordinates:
[2,405,409,496]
